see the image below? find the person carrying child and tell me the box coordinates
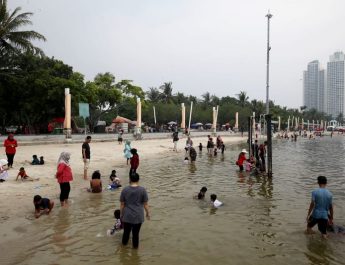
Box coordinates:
[33,195,54,218]
[236,149,247,171]
[16,167,39,181]
[107,209,123,236]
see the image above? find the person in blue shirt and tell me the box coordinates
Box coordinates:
[306,176,334,238]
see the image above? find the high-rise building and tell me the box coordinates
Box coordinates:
[303,60,326,112]
[326,51,345,118]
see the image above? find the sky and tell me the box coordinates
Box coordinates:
[8,0,345,108]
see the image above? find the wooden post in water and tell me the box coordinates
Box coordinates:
[266,114,273,177]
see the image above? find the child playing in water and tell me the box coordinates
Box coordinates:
[107,209,123,235]
[39,156,44,165]
[33,195,54,218]
[109,170,122,189]
[221,142,225,154]
[198,143,203,152]
[210,194,223,208]
[184,157,189,164]
[195,187,207,199]
[88,170,102,193]
[16,167,39,181]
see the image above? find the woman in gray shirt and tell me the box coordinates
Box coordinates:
[120,173,150,248]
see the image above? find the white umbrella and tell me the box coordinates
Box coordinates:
[167,121,177,125]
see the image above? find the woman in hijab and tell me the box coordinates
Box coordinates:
[0,159,9,182]
[123,140,133,165]
[56,152,73,206]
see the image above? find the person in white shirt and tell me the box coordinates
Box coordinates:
[210,194,223,208]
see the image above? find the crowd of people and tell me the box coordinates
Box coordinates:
[0,130,342,254]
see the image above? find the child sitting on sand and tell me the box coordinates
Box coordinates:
[210,194,223,208]
[107,209,123,236]
[31,155,40,165]
[33,195,54,218]
[88,170,102,193]
[16,167,39,181]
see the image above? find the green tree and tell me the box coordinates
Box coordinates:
[237,91,249,107]
[146,87,160,102]
[0,0,46,57]
[159,82,173,103]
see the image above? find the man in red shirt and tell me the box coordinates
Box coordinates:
[3,134,18,168]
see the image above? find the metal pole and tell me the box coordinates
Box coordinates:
[265,11,273,115]
[266,114,273,177]
[248,117,252,156]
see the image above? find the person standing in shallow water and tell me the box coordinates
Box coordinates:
[82,136,91,180]
[120,173,150,249]
[129,149,139,176]
[56,152,73,207]
[306,176,333,239]
[4,134,17,168]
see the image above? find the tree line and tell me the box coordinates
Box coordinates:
[0,0,333,133]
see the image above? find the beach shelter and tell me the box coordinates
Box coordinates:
[112,116,134,124]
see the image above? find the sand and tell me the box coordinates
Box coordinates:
[0,135,245,222]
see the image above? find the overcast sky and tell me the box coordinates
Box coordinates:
[8,0,345,108]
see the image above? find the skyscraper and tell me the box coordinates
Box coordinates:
[303,60,325,112]
[326,51,345,118]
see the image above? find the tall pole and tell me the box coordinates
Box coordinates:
[188,101,193,135]
[153,106,157,126]
[265,11,273,115]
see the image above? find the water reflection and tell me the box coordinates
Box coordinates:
[305,238,332,265]
[118,247,142,265]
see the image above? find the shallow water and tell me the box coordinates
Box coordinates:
[1,136,345,265]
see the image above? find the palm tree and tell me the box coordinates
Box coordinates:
[159,82,173,103]
[237,91,249,107]
[146,87,160,102]
[0,0,46,57]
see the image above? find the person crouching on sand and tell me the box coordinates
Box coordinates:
[33,195,54,218]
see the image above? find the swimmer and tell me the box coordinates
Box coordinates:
[210,194,223,208]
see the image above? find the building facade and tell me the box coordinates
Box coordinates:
[303,60,326,112]
[326,52,345,118]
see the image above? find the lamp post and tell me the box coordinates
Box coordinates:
[265,11,273,115]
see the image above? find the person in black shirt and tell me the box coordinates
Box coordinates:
[33,195,54,218]
[82,136,92,180]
